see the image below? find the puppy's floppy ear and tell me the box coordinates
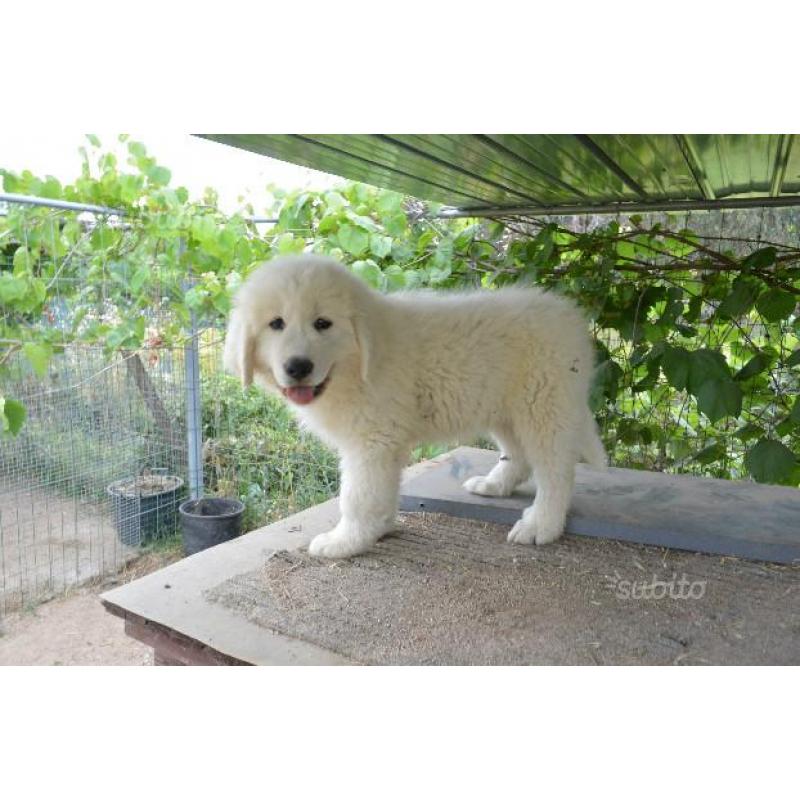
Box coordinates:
[351,311,371,384]
[223,307,255,388]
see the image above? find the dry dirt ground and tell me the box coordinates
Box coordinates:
[0,550,181,666]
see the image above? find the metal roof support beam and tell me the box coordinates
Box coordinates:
[770,134,793,197]
[434,194,800,219]
[674,135,715,200]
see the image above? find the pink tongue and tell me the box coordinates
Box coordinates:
[285,386,315,405]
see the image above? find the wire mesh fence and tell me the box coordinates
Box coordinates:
[0,344,188,611]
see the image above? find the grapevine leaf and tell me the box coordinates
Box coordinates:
[338,224,369,257]
[661,346,691,391]
[695,378,743,423]
[734,351,771,381]
[22,342,53,378]
[742,246,777,270]
[1,398,27,435]
[756,288,796,322]
[744,438,797,484]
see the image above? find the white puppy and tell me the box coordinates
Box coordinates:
[224,255,606,558]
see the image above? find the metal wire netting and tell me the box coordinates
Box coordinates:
[0,344,188,609]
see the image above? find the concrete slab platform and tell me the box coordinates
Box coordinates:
[99,448,800,665]
[399,447,800,564]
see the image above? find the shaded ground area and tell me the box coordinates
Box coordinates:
[208,512,800,665]
[0,548,181,665]
[0,482,138,614]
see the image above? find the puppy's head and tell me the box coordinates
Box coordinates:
[224,255,372,406]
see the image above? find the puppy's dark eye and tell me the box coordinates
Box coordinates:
[269,317,285,331]
[314,317,332,331]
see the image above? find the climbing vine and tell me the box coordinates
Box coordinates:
[1,136,798,485]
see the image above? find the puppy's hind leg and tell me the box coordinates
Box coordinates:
[309,446,405,559]
[508,428,575,546]
[580,409,608,469]
[463,431,531,498]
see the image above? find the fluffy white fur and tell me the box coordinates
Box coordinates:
[224,254,606,558]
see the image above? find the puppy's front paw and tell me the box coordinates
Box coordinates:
[463,475,508,497]
[308,528,371,559]
[507,514,563,546]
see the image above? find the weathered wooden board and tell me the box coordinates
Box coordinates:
[399,447,800,564]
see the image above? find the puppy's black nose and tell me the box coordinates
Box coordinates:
[284,357,314,381]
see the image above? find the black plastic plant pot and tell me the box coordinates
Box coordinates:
[179,497,245,556]
[107,473,184,548]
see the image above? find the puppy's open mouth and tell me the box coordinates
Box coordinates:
[281,375,330,406]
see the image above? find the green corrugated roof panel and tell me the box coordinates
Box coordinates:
[484,134,637,201]
[588,135,703,200]
[200,134,800,215]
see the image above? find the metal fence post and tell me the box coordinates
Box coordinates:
[181,239,204,500]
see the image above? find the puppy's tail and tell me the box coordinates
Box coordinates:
[580,410,608,470]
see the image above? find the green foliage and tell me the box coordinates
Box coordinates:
[1,137,799,489]
[497,216,799,485]
[6,372,172,502]
[744,438,798,484]
[22,341,53,377]
[756,288,796,322]
[662,346,690,392]
[734,351,771,381]
[1,397,26,435]
[200,372,339,531]
[716,276,761,319]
